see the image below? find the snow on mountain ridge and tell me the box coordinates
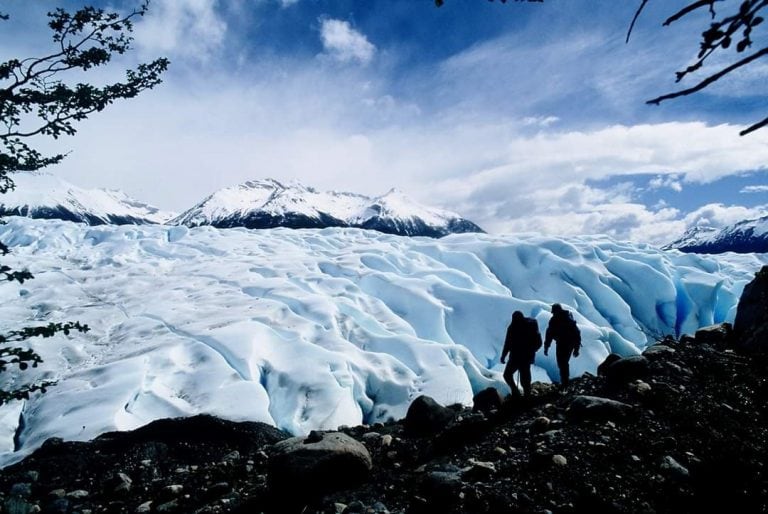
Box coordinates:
[0,172,175,225]
[0,217,764,467]
[665,215,768,253]
[171,179,483,237]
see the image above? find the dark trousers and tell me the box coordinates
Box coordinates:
[504,361,531,396]
[556,345,573,386]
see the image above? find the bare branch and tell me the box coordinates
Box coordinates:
[647,46,768,105]
[626,0,649,43]
[741,115,768,135]
[663,0,721,26]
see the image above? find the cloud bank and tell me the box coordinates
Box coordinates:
[2,0,766,247]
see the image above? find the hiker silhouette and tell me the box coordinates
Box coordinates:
[500,311,542,397]
[544,303,582,387]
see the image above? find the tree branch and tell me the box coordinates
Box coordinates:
[647,45,768,104]
[741,115,768,135]
[626,0,649,43]
[663,0,721,26]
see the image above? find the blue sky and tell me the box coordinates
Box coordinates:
[2,0,767,244]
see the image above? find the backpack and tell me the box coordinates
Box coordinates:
[525,317,543,354]
[563,311,581,349]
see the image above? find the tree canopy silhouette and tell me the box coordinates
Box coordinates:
[0,1,168,404]
[437,0,767,135]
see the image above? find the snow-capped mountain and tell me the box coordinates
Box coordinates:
[0,172,175,225]
[665,216,768,253]
[0,217,765,466]
[171,179,484,237]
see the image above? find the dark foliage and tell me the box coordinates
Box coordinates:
[0,1,168,404]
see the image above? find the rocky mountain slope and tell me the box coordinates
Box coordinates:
[665,216,768,253]
[170,179,484,237]
[0,265,766,513]
[0,173,174,225]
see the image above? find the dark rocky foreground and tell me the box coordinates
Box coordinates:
[1,266,767,514]
[0,330,766,514]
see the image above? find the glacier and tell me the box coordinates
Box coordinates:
[0,217,765,467]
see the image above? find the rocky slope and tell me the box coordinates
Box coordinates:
[0,327,766,513]
[0,267,766,514]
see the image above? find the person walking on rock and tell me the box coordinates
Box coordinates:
[544,303,581,388]
[500,311,542,397]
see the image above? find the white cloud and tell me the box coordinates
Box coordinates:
[42,73,768,246]
[649,174,683,192]
[279,0,301,6]
[522,116,560,128]
[134,0,227,60]
[10,4,763,247]
[741,185,768,194]
[319,18,376,65]
[682,203,768,229]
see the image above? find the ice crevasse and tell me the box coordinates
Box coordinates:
[0,217,764,466]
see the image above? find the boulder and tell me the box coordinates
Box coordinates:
[694,323,732,346]
[661,455,689,480]
[419,471,463,506]
[404,396,456,436]
[268,431,372,496]
[602,356,650,384]
[106,472,132,495]
[642,344,676,359]
[734,266,768,353]
[566,395,634,422]
[433,412,491,454]
[472,387,503,414]
[597,354,623,376]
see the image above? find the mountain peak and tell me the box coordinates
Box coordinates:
[665,215,768,253]
[172,178,484,237]
[0,172,175,225]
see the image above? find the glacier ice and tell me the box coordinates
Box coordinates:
[0,217,764,467]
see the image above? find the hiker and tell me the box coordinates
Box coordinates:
[500,310,542,397]
[544,303,581,387]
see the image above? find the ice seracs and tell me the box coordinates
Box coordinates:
[0,172,174,225]
[0,217,765,467]
[170,179,484,237]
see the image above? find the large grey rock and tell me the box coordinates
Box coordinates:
[472,387,503,414]
[268,431,372,495]
[602,356,650,384]
[419,471,463,507]
[661,455,689,480]
[566,395,634,422]
[404,395,456,436]
[5,499,33,514]
[694,323,732,346]
[734,266,768,353]
[597,354,622,376]
[642,344,676,359]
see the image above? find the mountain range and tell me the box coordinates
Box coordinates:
[0,172,174,225]
[170,178,483,237]
[0,173,483,238]
[664,216,768,254]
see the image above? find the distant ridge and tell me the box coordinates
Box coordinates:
[664,216,768,254]
[0,172,174,225]
[170,178,484,237]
